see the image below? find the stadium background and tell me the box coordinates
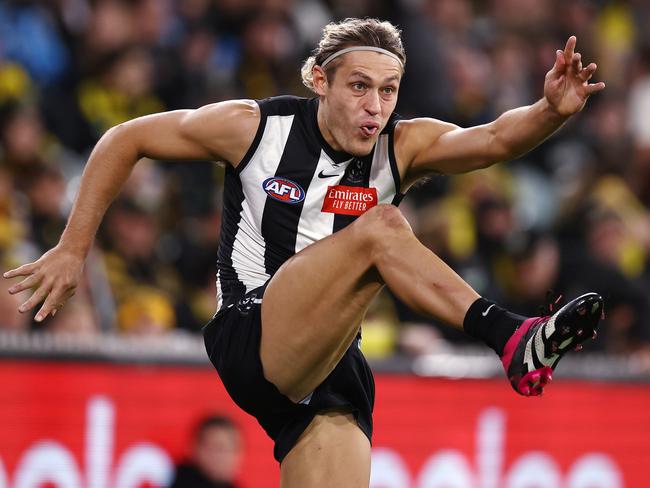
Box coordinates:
[0,0,649,486]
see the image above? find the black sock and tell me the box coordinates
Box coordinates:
[463,298,526,356]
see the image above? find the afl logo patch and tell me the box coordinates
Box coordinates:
[263,177,305,204]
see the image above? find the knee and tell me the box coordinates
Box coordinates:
[355,204,413,249]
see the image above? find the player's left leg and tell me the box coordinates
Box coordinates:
[500,293,603,396]
[261,205,479,404]
[279,409,371,488]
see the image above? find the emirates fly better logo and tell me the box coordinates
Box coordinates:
[322,185,378,216]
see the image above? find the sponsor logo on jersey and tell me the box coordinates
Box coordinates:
[321,185,378,216]
[262,177,306,204]
[318,170,340,179]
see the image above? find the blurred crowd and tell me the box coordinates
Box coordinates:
[1,0,650,361]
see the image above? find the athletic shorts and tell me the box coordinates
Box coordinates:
[202,283,375,462]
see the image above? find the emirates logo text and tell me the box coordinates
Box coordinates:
[321,185,378,216]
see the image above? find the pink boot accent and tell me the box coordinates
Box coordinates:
[516,366,553,397]
[500,316,546,371]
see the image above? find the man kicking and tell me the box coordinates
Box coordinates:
[4,18,604,488]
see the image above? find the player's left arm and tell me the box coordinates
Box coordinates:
[398,36,605,186]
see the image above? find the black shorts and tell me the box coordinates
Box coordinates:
[202,284,375,462]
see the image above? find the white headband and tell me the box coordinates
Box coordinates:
[320,46,403,68]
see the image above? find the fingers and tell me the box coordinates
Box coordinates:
[573,56,605,95]
[6,263,48,315]
[578,61,605,93]
[547,49,566,80]
[563,35,577,65]
[8,274,40,295]
[3,262,38,279]
[551,36,582,78]
[18,282,52,315]
[559,36,606,96]
[563,36,586,74]
[35,288,75,322]
[579,62,597,82]
[585,81,606,95]
[555,48,566,70]
[5,249,83,322]
[572,52,582,73]
[17,280,77,322]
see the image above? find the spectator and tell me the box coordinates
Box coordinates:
[169,415,243,488]
[117,286,175,336]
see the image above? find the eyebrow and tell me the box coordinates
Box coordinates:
[349,71,400,84]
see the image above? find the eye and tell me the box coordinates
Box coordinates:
[382,86,395,95]
[351,82,366,91]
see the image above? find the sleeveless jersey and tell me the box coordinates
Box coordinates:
[216,95,403,310]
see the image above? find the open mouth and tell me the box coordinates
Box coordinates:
[360,123,379,137]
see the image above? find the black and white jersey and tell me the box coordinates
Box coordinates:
[216,96,403,310]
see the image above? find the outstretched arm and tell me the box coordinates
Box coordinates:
[3,100,260,321]
[398,36,605,185]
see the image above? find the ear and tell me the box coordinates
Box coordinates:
[312,65,328,96]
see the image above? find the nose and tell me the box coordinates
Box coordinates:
[363,90,381,116]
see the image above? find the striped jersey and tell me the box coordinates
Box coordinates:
[216,95,403,310]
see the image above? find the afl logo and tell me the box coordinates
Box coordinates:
[262,177,305,204]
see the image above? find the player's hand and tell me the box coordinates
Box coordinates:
[3,245,85,322]
[544,36,606,117]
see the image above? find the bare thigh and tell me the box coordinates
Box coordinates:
[261,204,478,402]
[261,212,383,401]
[280,409,371,488]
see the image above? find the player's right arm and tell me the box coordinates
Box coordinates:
[2,100,261,321]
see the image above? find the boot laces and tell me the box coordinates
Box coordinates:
[539,290,563,317]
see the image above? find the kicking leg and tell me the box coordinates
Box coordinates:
[261,204,479,402]
[501,293,603,396]
[260,203,604,402]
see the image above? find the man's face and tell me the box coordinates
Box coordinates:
[315,51,402,156]
[194,426,242,483]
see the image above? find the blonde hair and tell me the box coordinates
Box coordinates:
[301,18,406,92]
